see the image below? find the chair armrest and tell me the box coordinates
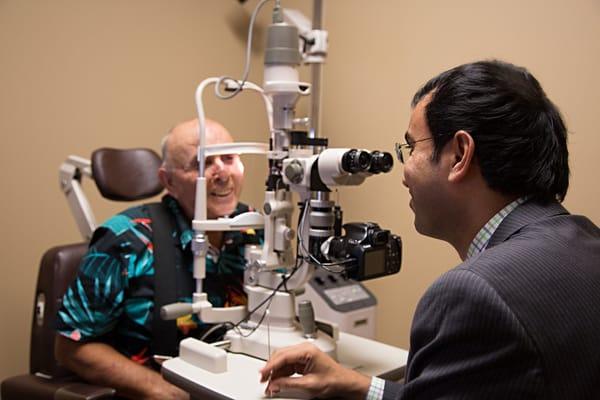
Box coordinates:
[55,382,116,400]
[1,374,115,400]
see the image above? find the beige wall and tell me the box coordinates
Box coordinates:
[1,0,598,382]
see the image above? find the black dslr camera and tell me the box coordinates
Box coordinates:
[322,222,402,281]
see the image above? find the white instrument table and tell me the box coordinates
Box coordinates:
[162,332,408,400]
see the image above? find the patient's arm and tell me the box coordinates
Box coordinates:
[55,334,189,400]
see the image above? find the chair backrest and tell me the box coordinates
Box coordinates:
[30,242,88,377]
[31,147,164,377]
[92,147,163,201]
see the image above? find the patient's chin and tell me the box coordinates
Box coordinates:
[207,199,237,219]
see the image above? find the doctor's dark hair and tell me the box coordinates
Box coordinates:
[412,60,570,203]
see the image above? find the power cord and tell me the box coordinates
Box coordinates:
[297,199,355,274]
[215,0,273,100]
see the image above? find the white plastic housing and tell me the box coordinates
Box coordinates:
[179,338,227,374]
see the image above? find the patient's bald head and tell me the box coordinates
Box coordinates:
[159,118,244,220]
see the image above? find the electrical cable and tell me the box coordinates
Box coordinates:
[220,195,353,338]
[225,196,352,337]
[230,257,302,338]
[199,260,300,341]
[229,240,303,334]
[215,0,273,100]
[296,199,355,274]
[199,260,299,341]
[199,321,234,342]
[233,293,276,338]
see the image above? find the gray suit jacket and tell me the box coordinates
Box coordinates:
[384,200,600,399]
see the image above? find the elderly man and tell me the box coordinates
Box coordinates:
[259,60,600,399]
[55,118,261,399]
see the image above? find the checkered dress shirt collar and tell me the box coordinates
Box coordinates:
[466,197,528,259]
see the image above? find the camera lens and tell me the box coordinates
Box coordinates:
[322,236,349,261]
[341,149,372,173]
[369,151,394,174]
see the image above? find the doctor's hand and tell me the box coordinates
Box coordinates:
[259,343,371,399]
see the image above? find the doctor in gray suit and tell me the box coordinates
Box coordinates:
[259,60,600,399]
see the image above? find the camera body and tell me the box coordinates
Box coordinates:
[322,222,402,281]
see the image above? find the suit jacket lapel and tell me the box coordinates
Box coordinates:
[486,200,570,250]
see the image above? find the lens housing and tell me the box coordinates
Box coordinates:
[341,149,372,173]
[368,151,394,174]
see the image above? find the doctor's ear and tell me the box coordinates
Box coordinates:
[448,130,476,182]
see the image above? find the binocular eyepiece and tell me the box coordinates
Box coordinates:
[341,149,394,174]
[341,149,371,173]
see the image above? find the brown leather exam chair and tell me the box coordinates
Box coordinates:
[1,148,163,400]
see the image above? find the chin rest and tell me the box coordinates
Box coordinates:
[2,147,164,399]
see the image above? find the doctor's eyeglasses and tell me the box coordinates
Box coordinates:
[394,137,436,164]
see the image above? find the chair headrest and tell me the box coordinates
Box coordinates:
[91,148,164,201]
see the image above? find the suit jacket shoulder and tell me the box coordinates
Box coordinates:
[389,201,600,399]
[460,201,600,399]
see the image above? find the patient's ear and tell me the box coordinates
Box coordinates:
[448,130,476,183]
[158,167,173,192]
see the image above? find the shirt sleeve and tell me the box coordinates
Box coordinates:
[56,227,128,342]
[366,377,386,400]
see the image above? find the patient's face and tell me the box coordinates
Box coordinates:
[203,151,244,219]
[166,120,244,220]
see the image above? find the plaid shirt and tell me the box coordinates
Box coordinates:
[57,195,261,364]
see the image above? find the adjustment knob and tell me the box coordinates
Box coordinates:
[284,159,305,184]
